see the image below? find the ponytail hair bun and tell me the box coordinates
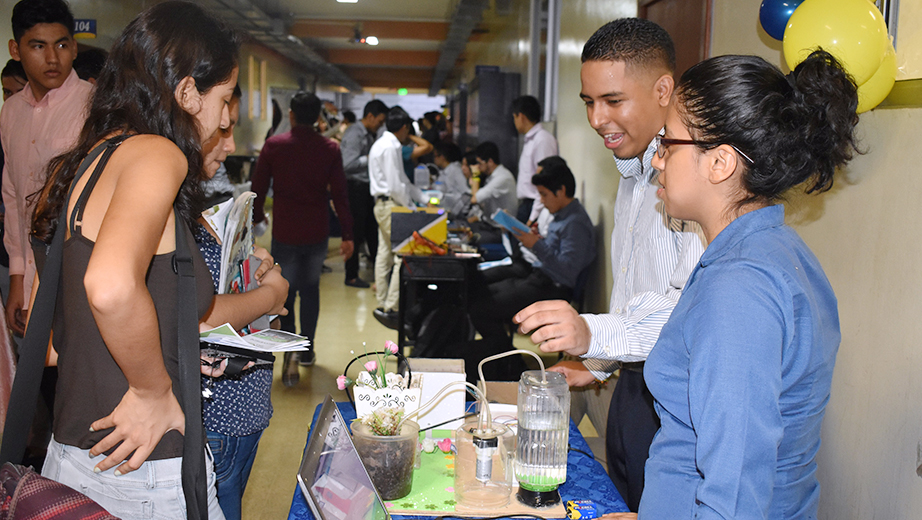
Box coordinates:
[675,50,860,206]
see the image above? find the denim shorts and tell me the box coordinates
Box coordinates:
[42,437,225,520]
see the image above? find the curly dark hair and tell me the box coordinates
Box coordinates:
[581,18,675,74]
[32,1,240,243]
[675,50,860,207]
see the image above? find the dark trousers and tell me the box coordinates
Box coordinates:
[605,368,660,512]
[469,261,572,342]
[516,197,534,223]
[344,180,378,280]
[272,238,328,341]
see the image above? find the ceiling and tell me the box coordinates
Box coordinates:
[208,0,493,94]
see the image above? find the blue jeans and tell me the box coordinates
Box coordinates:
[43,437,225,520]
[271,239,328,339]
[206,430,263,520]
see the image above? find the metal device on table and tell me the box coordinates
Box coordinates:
[454,350,570,510]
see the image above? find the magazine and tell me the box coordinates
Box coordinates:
[202,191,257,295]
[201,191,278,332]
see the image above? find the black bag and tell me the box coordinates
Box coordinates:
[409,304,474,359]
[410,305,527,385]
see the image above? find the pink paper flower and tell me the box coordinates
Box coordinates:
[385,341,398,355]
[336,375,351,391]
[438,438,453,453]
[364,360,378,373]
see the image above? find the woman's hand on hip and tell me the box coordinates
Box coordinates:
[88,385,185,475]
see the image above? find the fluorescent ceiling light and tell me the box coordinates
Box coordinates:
[365,36,378,45]
[337,0,358,3]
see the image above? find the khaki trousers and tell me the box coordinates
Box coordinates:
[373,199,401,312]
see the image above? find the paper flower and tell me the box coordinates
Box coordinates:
[385,340,399,355]
[364,360,378,373]
[336,375,352,391]
[437,438,453,453]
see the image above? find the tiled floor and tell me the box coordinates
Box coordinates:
[240,238,606,519]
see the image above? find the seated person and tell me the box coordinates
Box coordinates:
[468,159,596,356]
[467,141,517,244]
[433,141,470,218]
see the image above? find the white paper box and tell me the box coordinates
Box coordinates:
[353,371,422,419]
[406,358,467,430]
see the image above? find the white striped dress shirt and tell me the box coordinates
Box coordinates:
[582,139,706,380]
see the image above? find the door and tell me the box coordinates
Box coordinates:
[639,0,712,79]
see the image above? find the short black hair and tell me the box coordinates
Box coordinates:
[1,59,25,80]
[512,95,541,123]
[12,0,75,42]
[463,150,479,168]
[537,155,567,171]
[532,160,575,198]
[72,48,108,81]
[290,91,322,127]
[342,110,356,123]
[385,106,412,133]
[435,141,462,163]
[581,18,675,74]
[363,99,388,118]
[474,141,500,165]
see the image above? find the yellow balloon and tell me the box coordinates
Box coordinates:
[783,0,889,85]
[857,44,897,113]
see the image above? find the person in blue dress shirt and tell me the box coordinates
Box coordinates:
[638,50,860,519]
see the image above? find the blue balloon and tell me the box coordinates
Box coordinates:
[759,0,804,40]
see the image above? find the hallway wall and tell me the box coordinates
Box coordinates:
[460,0,922,517]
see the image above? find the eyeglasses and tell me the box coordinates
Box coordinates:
[655,135,754,164]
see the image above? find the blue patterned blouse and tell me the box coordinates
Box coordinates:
[195,223,274,436]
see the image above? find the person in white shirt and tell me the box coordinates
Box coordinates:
[470,142,516,219]
[513,19,706,513]
[433,141,470,219]
[369,106,426,326]
[512,95,558,224]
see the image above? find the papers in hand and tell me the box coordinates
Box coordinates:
[201,323,311,352]
[491,209,531,235]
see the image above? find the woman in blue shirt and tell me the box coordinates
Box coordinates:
[639,50,860,519]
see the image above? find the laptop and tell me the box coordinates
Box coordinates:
[297,395,390,520]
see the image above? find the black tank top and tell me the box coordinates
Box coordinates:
[51,138,213,460]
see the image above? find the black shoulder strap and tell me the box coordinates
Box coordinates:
[68,135,129,236]
[0,139,115,463]
[173,216,207,520]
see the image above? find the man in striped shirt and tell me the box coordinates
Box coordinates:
[513,19,706,512]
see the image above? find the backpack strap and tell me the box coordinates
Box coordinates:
[0,139,116,464]
[173,215,207,520]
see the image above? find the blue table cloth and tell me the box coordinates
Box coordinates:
[288,402,628,519]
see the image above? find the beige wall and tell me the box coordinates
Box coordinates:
[714,0,922,517]
[235,42,310,156]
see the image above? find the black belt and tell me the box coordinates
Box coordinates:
[375,195,392,202]
[619,361,645,373]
